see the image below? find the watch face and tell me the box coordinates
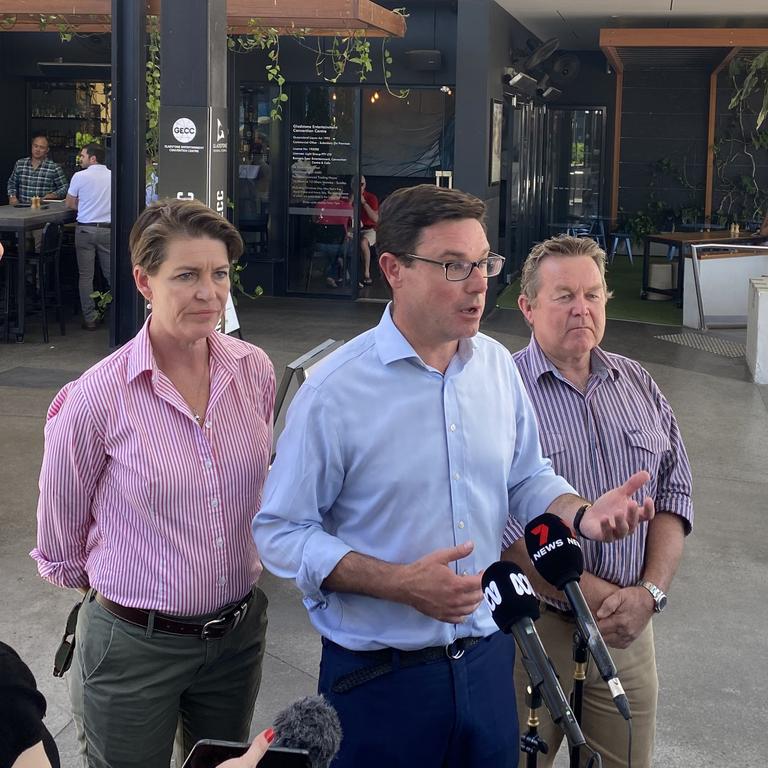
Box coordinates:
[656,594,668,612]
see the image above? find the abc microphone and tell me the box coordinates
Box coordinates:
[523,513,631,721]
[482,561,585,748]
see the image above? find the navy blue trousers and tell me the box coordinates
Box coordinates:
[318,631,519,768]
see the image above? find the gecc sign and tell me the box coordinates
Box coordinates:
[172,117,197,143]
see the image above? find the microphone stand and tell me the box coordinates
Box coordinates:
[520,684,549,767]
[569,630,589,768]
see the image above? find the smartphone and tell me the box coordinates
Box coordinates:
[182,739,311,768]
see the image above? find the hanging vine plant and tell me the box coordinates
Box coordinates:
[227,9,410,119]
[718,54,768,221]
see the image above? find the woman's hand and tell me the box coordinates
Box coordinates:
[217,729,275,768]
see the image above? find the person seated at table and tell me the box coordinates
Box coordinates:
[7,133,67,206]
[32,198,275,768]
[6,133,68,253]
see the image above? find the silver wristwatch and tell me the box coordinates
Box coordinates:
[637,580,667,613]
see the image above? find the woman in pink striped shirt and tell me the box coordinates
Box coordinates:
[32,199,275,768]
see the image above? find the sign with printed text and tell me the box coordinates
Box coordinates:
[158,105,228,213]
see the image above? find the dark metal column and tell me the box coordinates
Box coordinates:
[157,0,228,210]
[110,0,147,346]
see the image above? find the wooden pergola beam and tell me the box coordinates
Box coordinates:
[0,0,407,37]
[602,45,624,75]
[600,28,768,49]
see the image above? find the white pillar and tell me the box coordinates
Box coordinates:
[746,277,768,384]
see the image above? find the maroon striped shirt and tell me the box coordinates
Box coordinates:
[32,318,275,615]
[503,336,693,603]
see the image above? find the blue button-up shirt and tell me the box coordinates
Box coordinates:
[253,306,575,650]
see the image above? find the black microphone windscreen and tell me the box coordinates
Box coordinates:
[482,561,540,633]
[272,695,342,768]
[523,513,584,590]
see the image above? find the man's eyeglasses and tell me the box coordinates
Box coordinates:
[403,253,506,281]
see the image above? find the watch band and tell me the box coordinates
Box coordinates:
[637,579,667,612]
[572,503,592,539]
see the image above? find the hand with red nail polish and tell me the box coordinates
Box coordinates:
[216,728,275,768]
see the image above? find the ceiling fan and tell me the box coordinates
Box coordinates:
[503,37,560,95]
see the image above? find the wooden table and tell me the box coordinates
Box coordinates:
[0,203,75,342]
[641,230,765,306]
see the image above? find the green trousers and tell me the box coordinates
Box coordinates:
[68,588,268,768]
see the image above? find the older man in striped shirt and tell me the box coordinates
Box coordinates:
[503,234,693,768]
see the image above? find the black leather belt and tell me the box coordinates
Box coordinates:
[94,590,253,640]
[79,222,111,228]
[325,636,485,693]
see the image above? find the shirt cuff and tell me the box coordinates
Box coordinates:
[296,531,353,606]
[30,549,89,589]
[653,495,694,534]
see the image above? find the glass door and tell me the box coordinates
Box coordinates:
[543,107,606,229]
[501,99,549,274]
[286,85,360,296]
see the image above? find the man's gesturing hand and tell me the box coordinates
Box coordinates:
[401,541,483,624]
[579,471,655,542]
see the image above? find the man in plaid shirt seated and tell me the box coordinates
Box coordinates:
[6,133,68,252]
[7,132,68,205]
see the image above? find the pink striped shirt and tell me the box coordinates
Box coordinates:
[32,317,275,615]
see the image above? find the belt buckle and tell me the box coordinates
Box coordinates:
[201,616,227,640]
[445,640,465,660]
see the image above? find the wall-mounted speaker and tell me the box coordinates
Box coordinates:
[405,49,443,71]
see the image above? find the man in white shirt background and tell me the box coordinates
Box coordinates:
[66,143,111,330]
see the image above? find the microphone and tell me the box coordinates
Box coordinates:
[272,695,343,768]
[523,513,632,721]
[482,561,585,747]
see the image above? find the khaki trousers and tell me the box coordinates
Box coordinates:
[513,609,657,768]
[69,588,268,768]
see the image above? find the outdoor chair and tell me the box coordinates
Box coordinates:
[575,217,607,249]
[608,233,633,264]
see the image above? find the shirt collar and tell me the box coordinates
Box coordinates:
[526,335,619,383]
[126,314,250,382]
[374,303,478,369]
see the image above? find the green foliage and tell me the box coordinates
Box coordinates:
[230,263,263,305]
[75,131,98,149]
[720,53,768,221]
[228,23,286,120]
[89,290,112,320]
[146,15,161,164]
[228,7,411,118]
[729,51,768,130]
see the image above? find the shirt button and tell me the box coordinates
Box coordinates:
[211,499,219,509]
[215,537,224,548]
[458,520,465,529]
[217,576,227,586]
[205,421,212,429]
[449,424,457,432]
[204,459,213,470]
[453,472,461,480]
[462,570,469,576]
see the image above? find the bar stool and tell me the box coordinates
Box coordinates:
[2,222,66,343]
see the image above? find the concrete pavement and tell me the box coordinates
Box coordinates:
[1,296,766,767]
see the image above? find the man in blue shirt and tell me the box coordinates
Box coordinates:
[253,185,654,768]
